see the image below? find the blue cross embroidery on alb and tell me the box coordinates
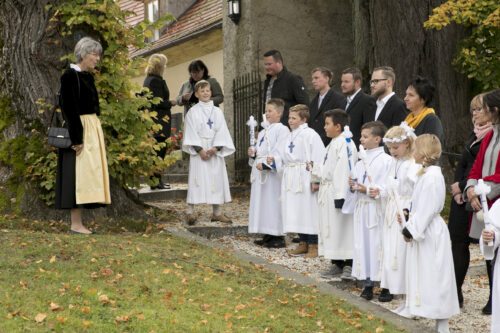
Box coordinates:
[362,171,367,183]
[259,136,265,146]
[288,141,295,153]
[207,118,214,129]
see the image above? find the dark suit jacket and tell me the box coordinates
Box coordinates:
[263,67,309,126]
[366,94,408,130]
[309,89,346,145]
[345,91,376,147]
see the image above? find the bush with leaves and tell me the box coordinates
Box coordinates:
[29,0,176,204]
[425,0,500,90]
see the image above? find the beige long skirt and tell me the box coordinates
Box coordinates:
[75,114,111,205]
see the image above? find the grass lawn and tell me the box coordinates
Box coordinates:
[0,219,404,332]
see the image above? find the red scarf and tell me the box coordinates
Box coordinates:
[468,129,500,204]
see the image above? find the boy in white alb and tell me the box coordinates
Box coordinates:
[182,80,235,225]
[345,121,392,300]
[401,134,459,333]
[248,98,290,248]
[312,109,357,279]
[274,104,325,258]
[378,123,418,303]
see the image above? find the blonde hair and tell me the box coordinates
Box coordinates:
[289,104,310,121]
[266,98,284,114]
[194,79,211,92]
[145,53,168,76]
[384,126,414,157]
[414,134,441,174]
[470,93,484,112]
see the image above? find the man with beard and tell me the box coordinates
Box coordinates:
[309,67,346,146]
[341,67,376,147]
[368,66,408,128]
[263,50,309,126]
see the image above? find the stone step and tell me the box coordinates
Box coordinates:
[186,225,250,239]
[131,184,249,202]
[162,173,189,183]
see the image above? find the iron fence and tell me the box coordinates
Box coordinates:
[233,71,262,182]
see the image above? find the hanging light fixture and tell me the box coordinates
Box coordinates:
[227,0,241,24]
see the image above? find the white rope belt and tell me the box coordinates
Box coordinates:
[284,162,306,193]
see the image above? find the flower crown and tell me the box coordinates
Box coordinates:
[382,121,416,143]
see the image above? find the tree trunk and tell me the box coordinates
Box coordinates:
[354,0,471,152]
[0,0,150,221]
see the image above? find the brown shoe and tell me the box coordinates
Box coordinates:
[305,244,318,258]
[186,214,197,225]
[211,214,232,224]
[287,242,308,256]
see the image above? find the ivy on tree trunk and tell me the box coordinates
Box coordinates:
[0,0,175,220]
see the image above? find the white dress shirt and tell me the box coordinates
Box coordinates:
[375,92,395,120]
[345,88,361,111]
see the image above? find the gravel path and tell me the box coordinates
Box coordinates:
[149,189,492,332]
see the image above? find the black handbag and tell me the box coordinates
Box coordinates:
[47,70,80,149]
[47,123,71,148]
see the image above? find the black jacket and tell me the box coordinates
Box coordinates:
[448,132,482,242]
[143,74,172,139]
[60,68,100,145]
[309,89,346,145]
[366,94,408,130]
[263,67,309,126]
[345,90,376,148]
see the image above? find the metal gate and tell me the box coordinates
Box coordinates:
[233,71,262,182]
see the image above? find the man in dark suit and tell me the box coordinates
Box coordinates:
[340,67,376,147]
[263,50,309,126]
[309,67,346,145]
[368,66,408,129]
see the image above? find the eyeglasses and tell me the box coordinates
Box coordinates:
[369,79,388,85]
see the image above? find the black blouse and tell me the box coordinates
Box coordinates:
[60,68,100,145]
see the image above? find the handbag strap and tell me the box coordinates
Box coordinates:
[50,69,81,127]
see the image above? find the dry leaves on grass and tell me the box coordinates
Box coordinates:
[50,302,62,311]
[34,313,47,323]
[115,315,130,323]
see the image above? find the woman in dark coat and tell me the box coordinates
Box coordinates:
[55,37,111,234]
[403,76,445,143]
[448,93,493,310]
[176,60,223,113]
[143,53,176,190]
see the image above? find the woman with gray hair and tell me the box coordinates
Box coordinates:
[54,36,111,234]
[143,53,176,190]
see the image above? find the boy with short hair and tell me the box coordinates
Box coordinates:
[275,104,325,258]
[182,80,235,225]
[345,121,392,300]
[248,98,290,248]
[312,109,357,279]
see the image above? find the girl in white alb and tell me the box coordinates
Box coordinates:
[379,123,419,302]
[402,134,459,333]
